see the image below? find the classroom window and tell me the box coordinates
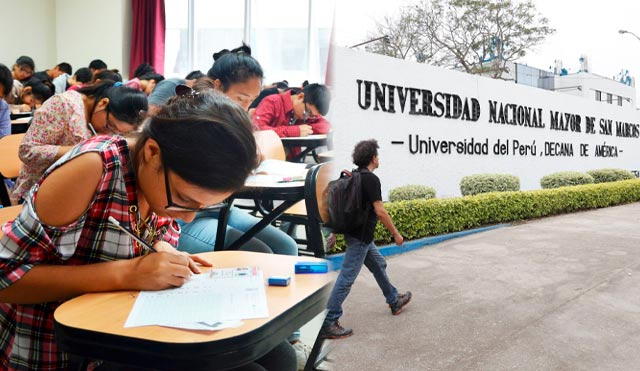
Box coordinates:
[595,90,601,101]
[618,96,623,106]
[194,0,245,74]
[163,0,334,84]
[164,0,189,77]
[607,93,613,104]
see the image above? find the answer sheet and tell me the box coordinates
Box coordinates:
[125,267,269,330]
[254,159,308,177]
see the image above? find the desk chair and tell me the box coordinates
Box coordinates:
[277,163,333,258]
[0,134,25,207]
[0,205,22,238]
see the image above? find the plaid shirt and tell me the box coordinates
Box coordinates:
[0,136,180,370]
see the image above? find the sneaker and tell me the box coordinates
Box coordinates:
[290,340,312,371]
[390,291,412,315]
[319,321,353,339]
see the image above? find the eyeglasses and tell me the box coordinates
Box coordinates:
[18,66,33,75]
[104,106,136,135]
[163,168,226,212]
[303,103,317,122]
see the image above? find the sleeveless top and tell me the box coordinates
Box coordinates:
[0,135,180,370]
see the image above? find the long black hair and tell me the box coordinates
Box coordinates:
[78,80,147,126]
[207,44,264,92]
[134,91,258,191]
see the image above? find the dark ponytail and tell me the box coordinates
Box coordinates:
[78,80,148,127]
[207,44,264,91]
[135,91,258,191]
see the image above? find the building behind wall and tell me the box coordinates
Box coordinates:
[485,60,637,110]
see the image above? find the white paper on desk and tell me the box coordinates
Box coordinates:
[254,159,307,177]
[124,267,269,330]
[157,320,244,331]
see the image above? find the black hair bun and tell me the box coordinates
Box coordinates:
[212,49,230,61]
[212,43,252,61]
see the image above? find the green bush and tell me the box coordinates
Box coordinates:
[587,168,635,184]
[460,174,520,196]
[329,179,640,253]
[389,185,436,202]
[540,171,593,189]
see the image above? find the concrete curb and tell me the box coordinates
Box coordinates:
[325,224,510,271]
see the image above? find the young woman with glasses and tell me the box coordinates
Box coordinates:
[0,91,296,370]
[11,80,147,204]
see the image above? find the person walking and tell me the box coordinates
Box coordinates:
[320,139,412,339]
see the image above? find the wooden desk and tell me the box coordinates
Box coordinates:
[11,117,31,134]
[54,251,334,370]
[317,150,334,163]
[215,174,306,251]
[281,134,328,163]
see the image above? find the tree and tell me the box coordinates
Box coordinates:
[364,0,555,79]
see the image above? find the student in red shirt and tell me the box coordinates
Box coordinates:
[252,83,331,138]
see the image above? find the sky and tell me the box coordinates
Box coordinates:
[334,0,640,81]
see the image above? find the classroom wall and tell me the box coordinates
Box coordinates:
[55,0,132,79]
[0,0,57,70]
[0,0,131,79]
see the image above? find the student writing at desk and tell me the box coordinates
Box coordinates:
[7,56,35,107]
[252,83,331,160]
[10,81,147,205]
[0,92,296,370]
[176,46,299,259]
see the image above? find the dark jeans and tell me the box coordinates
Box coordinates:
[324,236,398,325]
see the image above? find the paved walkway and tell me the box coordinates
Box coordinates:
[329,203,640,370]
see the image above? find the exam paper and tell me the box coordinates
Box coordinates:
[125,267,269,330]
[254,159,308,178]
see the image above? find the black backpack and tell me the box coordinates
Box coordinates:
[325,169,370,234]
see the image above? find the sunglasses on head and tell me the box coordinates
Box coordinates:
[175,84,199,97]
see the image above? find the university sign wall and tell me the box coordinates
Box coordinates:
[329,47,640,198]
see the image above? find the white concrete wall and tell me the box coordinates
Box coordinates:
[55,0,132,79]
[0,0,57,70]
[330,47,640,199]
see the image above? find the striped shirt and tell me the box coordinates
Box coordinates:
[0,135,180,370]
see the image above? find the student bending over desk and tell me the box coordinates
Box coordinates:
[0,91,296,370]
[252,83,331,160]
[11,81,146,205]
[176,46,299,258]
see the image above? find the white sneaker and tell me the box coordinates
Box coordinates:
[291,340,312,371]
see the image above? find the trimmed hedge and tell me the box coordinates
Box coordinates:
[587,168,635,184]
[540,171,593,189]
[389,185,436,202]
[330,179,640,253]
[460,174,520,195]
